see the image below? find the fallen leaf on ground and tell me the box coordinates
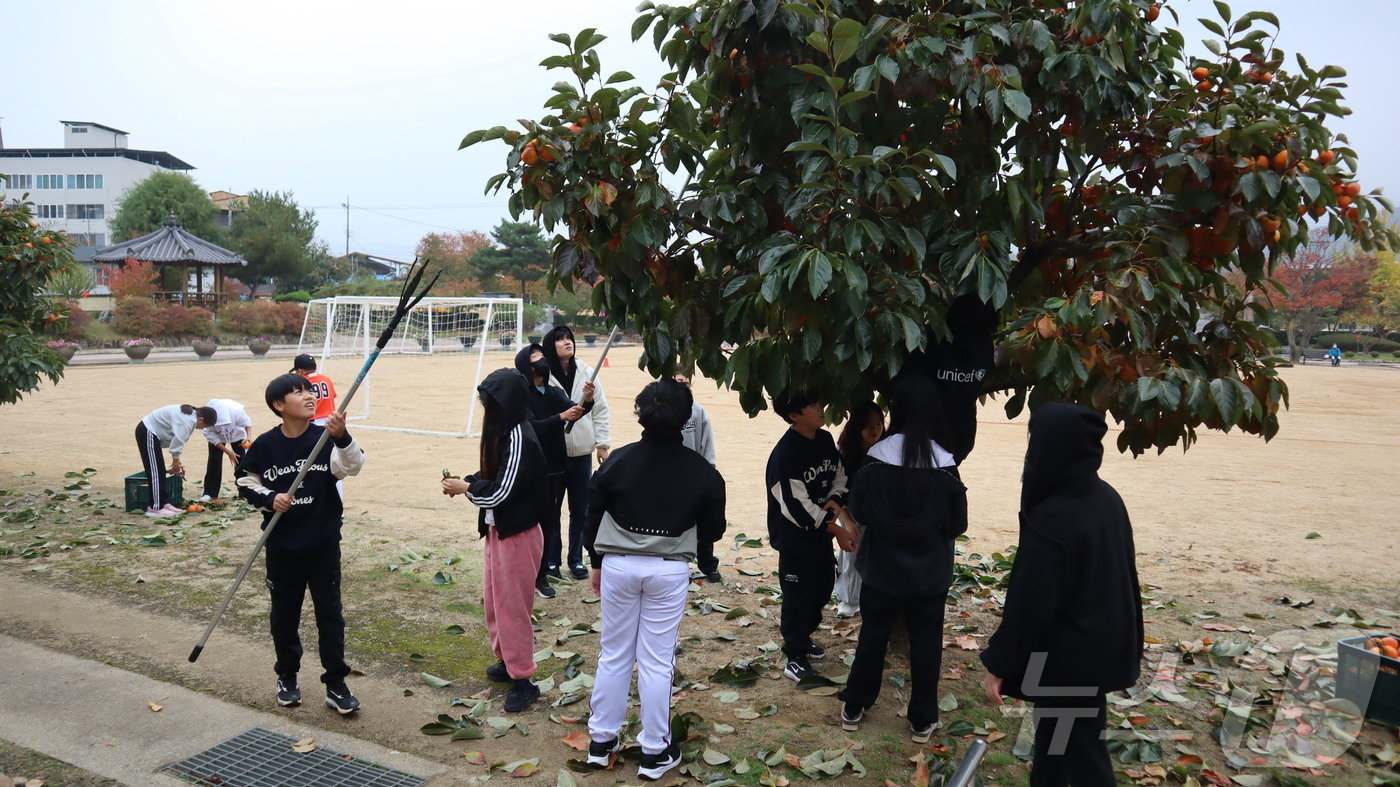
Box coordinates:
[464,752,488,766]
[147,701,163,712]
[561,731,589,751]
[291,738,316,753]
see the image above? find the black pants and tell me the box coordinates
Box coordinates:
[778,548,835,661]
[696,539,719,574]
[539,473,567,576]
[563,455,592,568]
[838,583,947,728]
[1030,696,1114,786]
[134,423,172,508]
[203,440,247,498]
[266,544,351,685]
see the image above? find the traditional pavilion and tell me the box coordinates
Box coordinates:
[92,215,247,310]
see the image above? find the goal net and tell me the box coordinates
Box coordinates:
[297,296,525,437]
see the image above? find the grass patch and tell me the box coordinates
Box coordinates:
[348,607,495,681]
[0,738,119,786]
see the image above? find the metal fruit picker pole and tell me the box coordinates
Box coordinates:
[189,262,440,663]
[564,325,620,435]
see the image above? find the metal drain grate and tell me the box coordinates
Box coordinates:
[161,726,428,787]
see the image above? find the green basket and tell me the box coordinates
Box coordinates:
[124,471,185,512]
[1336,635,1400,726]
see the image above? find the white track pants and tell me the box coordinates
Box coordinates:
[588,554,689,754]
[834,548,861,607]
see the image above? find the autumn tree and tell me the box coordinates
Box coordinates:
[109,172,222,242]
[0,199,76,404]
[463,0,1394,453]
[470,221,551,300]
[1340,249,1400,353]
[1266,229,1375,361]
[415,230,493,289]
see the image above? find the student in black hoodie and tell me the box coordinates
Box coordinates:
[442,368,551,713]
[236,374,365,715]
[766,391,855,683]
[980,402,1144,786]
[919,292,997,462]
[513,344,593,598]
[837,373,966,743]
[583,378,726,781]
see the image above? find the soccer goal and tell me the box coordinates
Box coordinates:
[298,296,524,437]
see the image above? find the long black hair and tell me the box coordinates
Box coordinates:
[837,401,885,472]
[479,391,506,480]
[885,372,953,468]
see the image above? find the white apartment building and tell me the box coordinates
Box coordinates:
[0,121,195,264]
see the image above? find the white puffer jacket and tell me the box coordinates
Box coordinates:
[552,360,611,457]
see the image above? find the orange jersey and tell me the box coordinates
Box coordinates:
[305,371,337,420]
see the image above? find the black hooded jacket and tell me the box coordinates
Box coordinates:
[513,344,590,474]
[465,368,549,539]
[919,294,997,461]
[980,403,1144,701]
[848,439,968,597]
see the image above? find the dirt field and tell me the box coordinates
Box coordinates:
[0,349,1397,785]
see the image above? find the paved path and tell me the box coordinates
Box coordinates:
[0,635,452,785]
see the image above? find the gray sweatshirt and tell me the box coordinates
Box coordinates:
[680,403,716,465]
[141,405,198,458]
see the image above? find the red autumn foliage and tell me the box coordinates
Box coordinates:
[1267,228,1377,361]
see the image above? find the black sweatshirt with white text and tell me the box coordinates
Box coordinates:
[236,424,364,553]
[765,428,848,554]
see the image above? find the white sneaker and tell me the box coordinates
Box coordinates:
[836,603,860,618]
[198,495,213,503]
[160,503,185,514]
[145,507,176,518]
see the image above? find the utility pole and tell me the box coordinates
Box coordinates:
[342,197,350,257]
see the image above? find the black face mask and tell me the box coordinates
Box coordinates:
[531,359,551,380]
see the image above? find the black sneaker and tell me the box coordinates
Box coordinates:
[535,577,557,599]
[783,658,819,682]
[637,741,681,781]
[702,569,723,583]
[570,564,590,580]
[546,566,563,580]
[587,736,620,766]
[807,643,826,660]
[840,701,865,731]
[911,720,936,744]
[503,679,540,713]
[485,662,511,682]
[324,682,361,715]
[276,676,300,707]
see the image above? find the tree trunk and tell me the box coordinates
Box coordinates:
[1287,320,1301,363]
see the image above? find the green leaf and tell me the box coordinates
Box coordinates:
[808,254,833,298]
[432,571,453,585]
[1003,89,1032,121]
[451,725,485,740]
[445,624,466,635]
[420,722,455,735]
[421,672,454,688]
[830,18,861,66]
[605,71,635,85]
[782,2,818,19]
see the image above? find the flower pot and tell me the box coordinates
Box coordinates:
[192,341,217,360]
[528,335,543,345]
[124,346,152,363]
[54,345,77,362]
[460,336,477,349]
[248,340,271,357]
[499,338,512,349]
[584,335,597,348]
[418,337,431,352]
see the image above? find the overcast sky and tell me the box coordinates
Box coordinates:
[5,0,1397,261]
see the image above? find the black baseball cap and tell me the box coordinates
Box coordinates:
[290,354,317,372]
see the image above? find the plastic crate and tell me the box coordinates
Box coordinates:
[124,471,185,512]
[1336,634,1400,726]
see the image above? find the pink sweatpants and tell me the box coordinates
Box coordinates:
[483,525,543,679]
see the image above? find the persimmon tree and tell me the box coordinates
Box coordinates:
[0,198,76,404]
[462,0,1394,453]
